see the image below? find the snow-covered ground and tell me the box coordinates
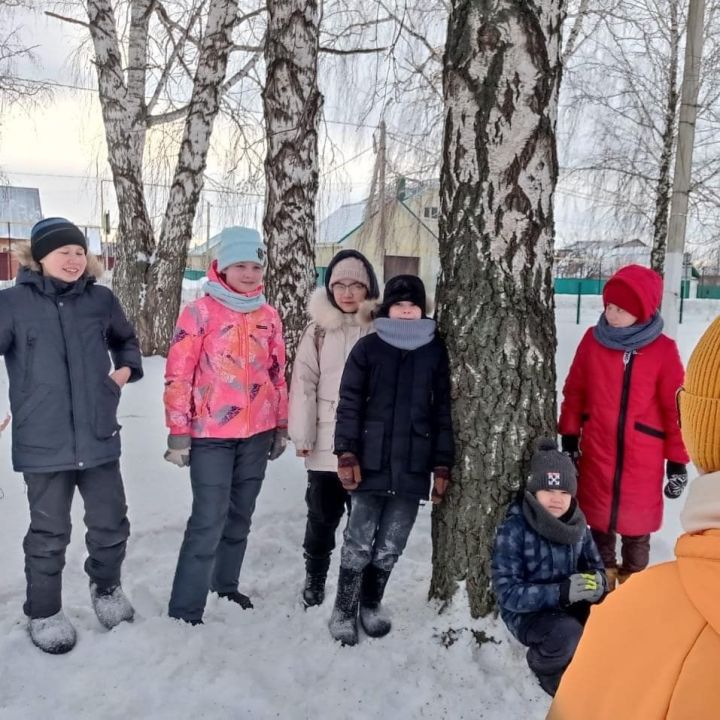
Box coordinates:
[0,298,716,720]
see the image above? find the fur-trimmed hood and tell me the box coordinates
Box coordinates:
[307,287,376,331]
[13,240,105,280]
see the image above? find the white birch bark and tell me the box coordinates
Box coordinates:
[430,0,565,617]
[87,0,245,354]
[262,0,323,373]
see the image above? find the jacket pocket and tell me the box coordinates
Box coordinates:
[95,375,122,439]
[360,420,384,471]
[14,384,65,452]
[634,421,665,440]
[410,418,433,473]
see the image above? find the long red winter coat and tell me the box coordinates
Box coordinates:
[559,327,688,536]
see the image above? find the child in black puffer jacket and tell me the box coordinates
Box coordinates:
[329,275,454,645]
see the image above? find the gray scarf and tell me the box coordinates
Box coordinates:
[204,280,267,313]
[374,318,436,350]
[592,312,664,351]
[522,491,587,545]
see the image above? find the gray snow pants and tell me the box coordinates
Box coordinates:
[168,432,273,623]
[339,492,420,572]
[23,460,130,619]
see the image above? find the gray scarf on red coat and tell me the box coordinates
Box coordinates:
[593,312,664,352]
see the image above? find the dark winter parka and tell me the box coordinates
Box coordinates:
[0,247,143,473]
[333,331,454,500]
[491,502,604,638]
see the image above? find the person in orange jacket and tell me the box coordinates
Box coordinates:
[548,314,720,720]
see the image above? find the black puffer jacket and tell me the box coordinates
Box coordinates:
[334,332,454,500]
[0,258,143,473]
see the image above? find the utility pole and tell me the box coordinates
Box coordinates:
[662,0,705,337]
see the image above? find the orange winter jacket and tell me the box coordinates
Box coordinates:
[548,529,720,720]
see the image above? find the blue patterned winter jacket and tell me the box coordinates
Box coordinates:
[491,501,604,638]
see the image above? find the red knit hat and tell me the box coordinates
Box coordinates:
[602,264,663,323]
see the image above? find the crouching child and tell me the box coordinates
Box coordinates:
[491,439,606,696]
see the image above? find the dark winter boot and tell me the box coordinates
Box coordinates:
[302,554,330,608]
[28,610,77,654]
[328,566,362,646]
[217,591,254,609]
[90,583,135,630]
[359,564,392,638]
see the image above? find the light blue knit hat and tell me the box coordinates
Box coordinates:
[216,226,265,271]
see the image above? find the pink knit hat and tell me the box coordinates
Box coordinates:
[328,257,370,289]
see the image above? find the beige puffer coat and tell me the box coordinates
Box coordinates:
[288,288,375,472]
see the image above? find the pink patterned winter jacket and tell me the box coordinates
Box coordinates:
[164,266,288,439]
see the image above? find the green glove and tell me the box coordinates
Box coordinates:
[561,572,604,605]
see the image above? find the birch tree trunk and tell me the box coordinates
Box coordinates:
[87,0,245,355]
[262,0,322,372]
[87,0,155,344]
[145,0,240,355]
[430,0,564,617]
[650,1,680,275]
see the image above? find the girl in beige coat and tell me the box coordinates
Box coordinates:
[289,249,379,606]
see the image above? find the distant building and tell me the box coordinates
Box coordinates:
[186,225,259,273]
[555,238,655,279]
[316,178,440,292]
[0,186,43,280]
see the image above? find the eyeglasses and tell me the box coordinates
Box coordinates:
[332,282,366,295]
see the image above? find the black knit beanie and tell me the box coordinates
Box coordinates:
[31,217,87,263]
[377,275,427,318]
[526,438,578,496]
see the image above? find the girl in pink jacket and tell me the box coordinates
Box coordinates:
[163,227,288,624]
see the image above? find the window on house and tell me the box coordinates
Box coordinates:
[423,206,439,219]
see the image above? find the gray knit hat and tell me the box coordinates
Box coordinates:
[527,438,577,495]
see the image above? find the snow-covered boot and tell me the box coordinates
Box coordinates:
[302,554,329,608]
[28,610,77,655]
[328,566,362,646]
[90,583,135,629]
[359,564,392,638]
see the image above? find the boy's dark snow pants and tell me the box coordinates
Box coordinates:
[23,460,129,619]
[516,603,590,696]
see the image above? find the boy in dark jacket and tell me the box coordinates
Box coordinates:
[0,218,143,654]
[329,275,454,646]
[491,439,606,696]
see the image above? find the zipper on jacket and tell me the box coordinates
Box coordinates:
[243,313,250,425]
[23,335,36,390]
[609,351,635,532]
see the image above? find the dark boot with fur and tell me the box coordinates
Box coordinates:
[359,564,392,637]
[328,566,362,646]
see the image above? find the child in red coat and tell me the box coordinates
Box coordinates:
[558,264,689,587]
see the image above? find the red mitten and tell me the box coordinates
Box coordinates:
[432,466,450,504]
[338,453,362,490]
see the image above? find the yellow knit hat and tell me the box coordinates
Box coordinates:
[680,315,720,473]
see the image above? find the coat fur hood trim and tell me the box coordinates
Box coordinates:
[307,287,375,331]
[13,241,105,280]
